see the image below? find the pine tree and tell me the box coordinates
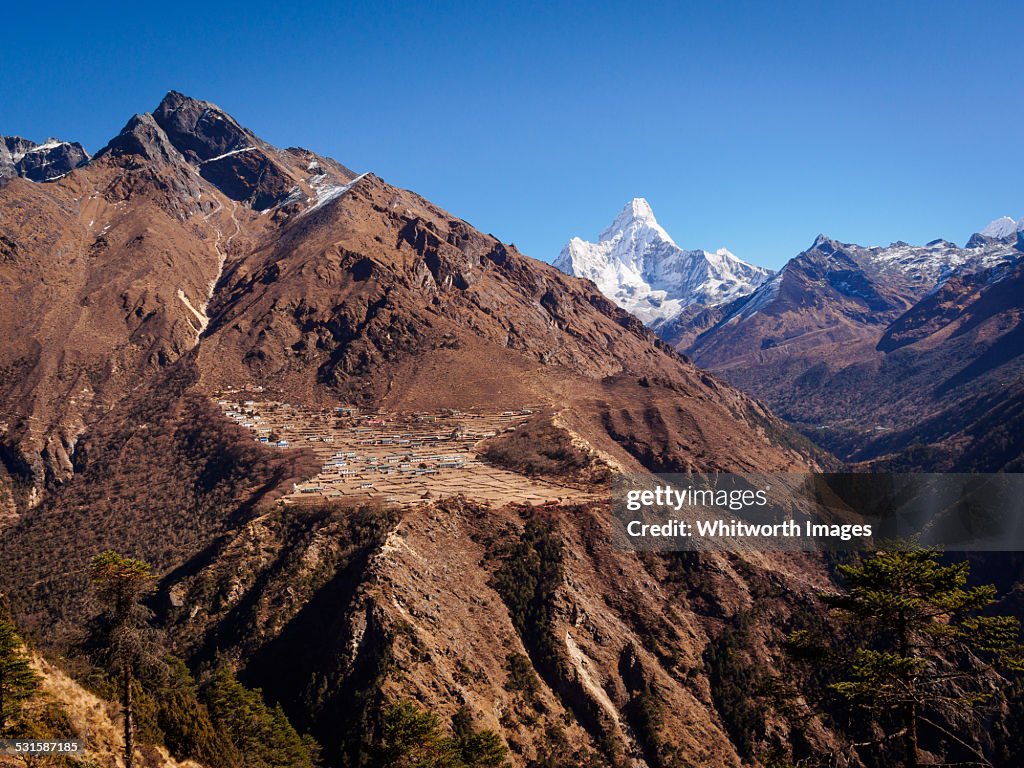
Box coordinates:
[788,548,1024,767]
[368,701,509,768]
[0,615,40,735]
[202,664,318,768]
[89,551,157,768]
[371,701,462,768]
[452,706,509,768]
[156,657,241,768]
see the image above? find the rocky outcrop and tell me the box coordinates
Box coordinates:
[0,136,89,181]
[96,112,188,165]
[152,90,336,210]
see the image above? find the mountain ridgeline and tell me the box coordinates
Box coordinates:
[0,92,817,509]
[671,229,1024,469]
[0,136,90,182]
[2,90,1022,768]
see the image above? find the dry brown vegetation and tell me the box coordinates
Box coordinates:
[479,414,610,487]
[0,363,318,640]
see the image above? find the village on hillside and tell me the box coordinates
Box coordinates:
[216,389,590,507]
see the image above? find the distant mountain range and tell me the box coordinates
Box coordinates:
[977,214,1024,241]
[553,198,771,324]
[657,222,1023,469]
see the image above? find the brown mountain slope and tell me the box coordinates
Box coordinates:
[0,92,842,768]
[152,496,840,768]
[0,153,217,497]
[0,363,841,766]
[7,654,204,768]
[0,95,353,506]
[193,167,817,474]
[853,257,1024,469]
[683,236,917,384]
[0,91,819,516]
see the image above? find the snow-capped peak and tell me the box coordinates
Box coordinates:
[598,197,676,246]
[979,215,1024,239]
[554,199,772,325]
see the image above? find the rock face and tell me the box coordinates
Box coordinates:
[0,136,89,181]
[674,227,1024,468]
[554,198,771,325]
[97,112,188,165]
[0,137,38,178]
[150,89,356,210]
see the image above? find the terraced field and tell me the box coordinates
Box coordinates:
[216,394,596,506]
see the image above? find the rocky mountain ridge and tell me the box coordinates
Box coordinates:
[0,91,820,509]
[2,90,1020,768]
[0,135,90,181]
[669,225,1024,468]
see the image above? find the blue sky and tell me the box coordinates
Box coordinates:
[2,1,1021,268]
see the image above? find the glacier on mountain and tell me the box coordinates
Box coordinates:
[553,198,771,325]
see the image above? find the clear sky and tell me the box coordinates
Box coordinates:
[2,1,1022,269]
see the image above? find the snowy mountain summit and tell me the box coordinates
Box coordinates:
[553,198,771,325]
[979,215,1024,240]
